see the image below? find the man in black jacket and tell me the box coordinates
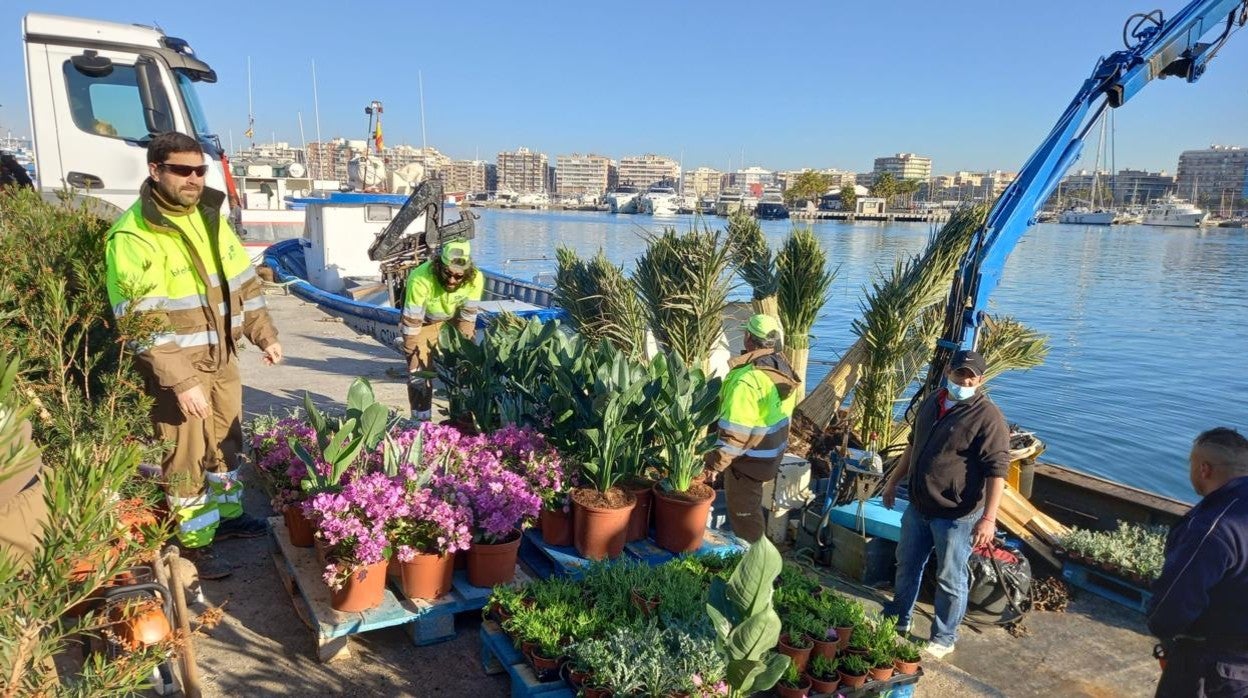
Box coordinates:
[881,349,1009,658]
[1149,427,1248,698]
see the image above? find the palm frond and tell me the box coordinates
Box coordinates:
[553,246,648,359]
[977,314,1049,382]
[850,205,988,448]
[776,225,837,351]
[633,225,734,370]
[726,210,778,300]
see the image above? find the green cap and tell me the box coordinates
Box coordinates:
[743,314,783,342]
[440,240,472,272]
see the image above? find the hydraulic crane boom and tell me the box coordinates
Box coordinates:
[922,0,1247,395]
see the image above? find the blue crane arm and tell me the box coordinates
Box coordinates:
[937,0,1246,362]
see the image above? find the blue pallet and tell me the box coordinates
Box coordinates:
[480,620,574,697]
[1062,561,1153,613]
[269,516,529,661]
[624,527,747,565]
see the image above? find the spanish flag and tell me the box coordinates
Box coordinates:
[373,120,383,153]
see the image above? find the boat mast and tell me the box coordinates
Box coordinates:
[312,60,323,180]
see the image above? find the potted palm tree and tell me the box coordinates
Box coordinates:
[650,354,722,554]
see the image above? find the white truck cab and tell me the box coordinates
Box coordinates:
[22,13,230,216]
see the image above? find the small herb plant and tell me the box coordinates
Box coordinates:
[809,654,838,679]
[840,654,870,676]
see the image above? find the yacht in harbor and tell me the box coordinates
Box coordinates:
[714,189,745,216]
[639,183,680,216]
[754,188,789,220]
[604,183,642,214]
[1058,206,1116,225]
[1141,195,1210,228]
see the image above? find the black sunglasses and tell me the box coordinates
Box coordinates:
[159,162,209,177]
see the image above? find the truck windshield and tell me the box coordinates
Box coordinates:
[175,70,215,139]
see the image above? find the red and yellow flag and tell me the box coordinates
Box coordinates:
[373,120,384,153]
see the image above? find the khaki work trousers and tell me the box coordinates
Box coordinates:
[724,467,767,543]
[0,477,49,569]
[150,353,245,547]
[405,319,474,416]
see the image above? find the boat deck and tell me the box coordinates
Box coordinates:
[197,291,1162,697]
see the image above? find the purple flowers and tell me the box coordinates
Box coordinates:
[251,417,569,588]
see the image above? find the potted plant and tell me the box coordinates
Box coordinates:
[304,471,398,612]
[777,610,816,673]
[775,661,810,698]
[485,583,530,624]
[107,595,171,651]
[251,415,319,547]
[386,467,472,600]
[867,645,896,682]
[526,612,565,681]
[806,654,840,695]
[838,653,870,690]
[894,638,922,675]
[706,536,790,697]
[493,425,572,547]
[566,351,644,560]
[650,354,722,554]
[824,594,864,651]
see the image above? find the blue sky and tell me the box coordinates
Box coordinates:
[3,0,1245,174]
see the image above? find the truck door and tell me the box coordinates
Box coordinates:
[26,40,185,212]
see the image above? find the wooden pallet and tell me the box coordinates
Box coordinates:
[521,528,747,579]
[1061,560,1153,613]
[269,516,529,661]
[479,620,574,697]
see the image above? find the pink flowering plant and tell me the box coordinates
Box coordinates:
[248,414,319,511]
[305,470,405,589]
[490,425,568,511]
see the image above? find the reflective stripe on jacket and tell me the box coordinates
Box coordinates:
[106,182,278,393]
[400,260,484,339]
[706,348,800,481]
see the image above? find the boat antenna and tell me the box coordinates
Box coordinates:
[419,71,428,173]
[245,56,255,147]
[312,60,323,180]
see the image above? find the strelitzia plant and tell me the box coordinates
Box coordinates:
[296,378,388,494]
[706,536,789,697]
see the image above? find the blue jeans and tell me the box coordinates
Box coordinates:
[883,504,980,646]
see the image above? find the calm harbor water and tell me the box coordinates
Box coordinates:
[467,208,1248,503]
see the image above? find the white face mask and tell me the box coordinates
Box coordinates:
[946,379,977,401]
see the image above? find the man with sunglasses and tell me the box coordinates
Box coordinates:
[400,239,483,420]
[105,132,282,579]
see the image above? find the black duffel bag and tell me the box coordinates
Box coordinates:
[964,541,1032,625]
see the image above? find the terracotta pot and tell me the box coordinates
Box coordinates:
[838,670,868,689]
[775,678,811,698]
[567,666,589,689]
[330,559,388,612]
[630,587,660,617]
[466,532,520,587]
[624,482,654,542]
[583,686,613,698]
[571,488,636,560]
[284,504,315,547]
[778,633,813,674]
[110,600,171,650]
[530,650,561,680]
[894,659,921,675]
[540,506,573,547]
[651,483,714,554]
[846,645,870,657]
[835,626,854,651]
[869,665,895,681]
[806,672,839,695]
[398,551,455,600]
[812,635,838,661]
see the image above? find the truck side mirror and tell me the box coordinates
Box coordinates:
[70,50,113,78]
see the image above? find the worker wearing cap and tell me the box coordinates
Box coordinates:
[400,240,484,420]
[882,349,1010,658]
[702,314,801,543]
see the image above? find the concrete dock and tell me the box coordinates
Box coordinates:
[187,290,1161,697]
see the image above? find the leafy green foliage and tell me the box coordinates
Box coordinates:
[0,191,171,694]
[839,183,858,212]
[553,247,648,359]
[783,170,832,207]
[840,653,871,676]
[1060,521,1167,580]
[296,378,390,493]
[652,354,721,493]
[707,536,789,696]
